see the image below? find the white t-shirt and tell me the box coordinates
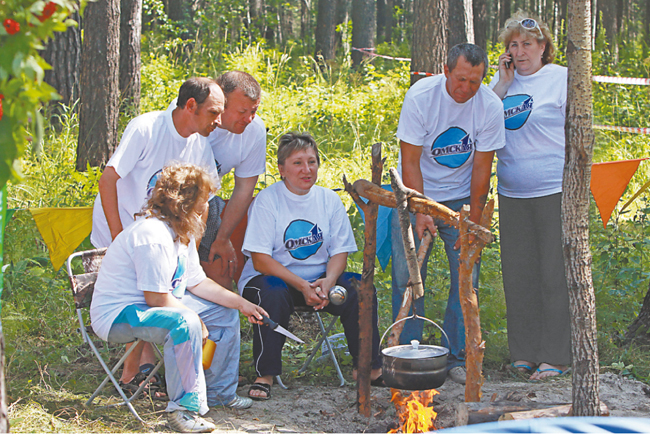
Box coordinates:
[396,74,505,202]
[489,64,567,198]
[90,217,206,341]
[210,116,267,179]
[90,110,219,248]
[237,182,357,293]
[166,99,267,179]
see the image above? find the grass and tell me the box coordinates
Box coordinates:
[3,41,650,431]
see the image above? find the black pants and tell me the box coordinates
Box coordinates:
[243,272,382,377]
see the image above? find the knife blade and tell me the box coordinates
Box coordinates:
[261,315,305,344]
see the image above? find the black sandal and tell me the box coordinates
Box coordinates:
[370,375,388,387]
[118,372,148,398]
[140,363,167,400]
[247,382,271,401]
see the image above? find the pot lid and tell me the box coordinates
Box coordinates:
[382,340,449,359]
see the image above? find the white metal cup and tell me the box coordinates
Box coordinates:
[328,285,347,305]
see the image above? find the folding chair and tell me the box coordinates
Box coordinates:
[66,248,164,423]
[275,307,345,389]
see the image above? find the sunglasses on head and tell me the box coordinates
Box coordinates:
[507,18,541,32]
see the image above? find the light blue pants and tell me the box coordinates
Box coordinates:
[390,197,480,369]
[107,291,240,413]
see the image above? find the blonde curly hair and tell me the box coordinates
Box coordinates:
[499,10,556,65]
[138,163,216,245]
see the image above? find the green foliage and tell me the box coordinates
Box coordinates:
[4,18,650,430]
[0,0,81,190]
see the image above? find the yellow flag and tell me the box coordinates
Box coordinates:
[30,207,93,271]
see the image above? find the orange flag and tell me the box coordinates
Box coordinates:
[590,158,647,228]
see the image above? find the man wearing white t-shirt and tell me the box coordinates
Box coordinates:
[91,77,222,249]
[391,44,505,385]
[90,78,256,409]
[198,71,266,290]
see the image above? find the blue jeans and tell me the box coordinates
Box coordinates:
[390,197,480,369]
[107,291,240,413]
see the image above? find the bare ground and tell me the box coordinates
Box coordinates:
[200,371,650,433]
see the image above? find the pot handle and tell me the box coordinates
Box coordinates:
[380,315,450,350]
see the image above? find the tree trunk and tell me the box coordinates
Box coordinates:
[473,0,488,50]
[120,0,142,115]
[377,0,394,43]
[77,0,120,170]
[601,0,618,61]
[351,0,376,67]
[165,0,185,21]
[42,12,81,107]
[377,0,387,42]
[410,0,448,85]
[564,0,600,416]
[301,0,311,47]
[499,0,511,30]
[624,280,650,344]
[315,0,339,61]
[448,0,475,46]
[248,0,265,38]
[336,0,351,50]
[590,0,596,49]
[645,0,650,56]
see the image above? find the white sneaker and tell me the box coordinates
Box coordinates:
[167,410,215,433]
[448,366,467,385]
[226,394,253,409]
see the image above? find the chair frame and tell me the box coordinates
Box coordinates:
[66,248,164,423]
[275,308,345,389]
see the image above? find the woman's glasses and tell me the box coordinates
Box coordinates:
[507,18,541,33]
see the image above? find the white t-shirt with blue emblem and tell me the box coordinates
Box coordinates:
[90,217,206,341]
[489,64,567,198]
[237,182,357,293]
[396,74,505,202]
[90,110,219,248]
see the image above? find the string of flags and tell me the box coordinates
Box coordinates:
[2,159,647,270]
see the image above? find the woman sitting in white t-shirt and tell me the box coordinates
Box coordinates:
[238,132,383,400]
[90,163,267,432]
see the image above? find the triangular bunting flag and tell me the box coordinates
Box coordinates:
[30,207,93,271]
[590,158,647,228]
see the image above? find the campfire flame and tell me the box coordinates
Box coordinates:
[388,388,439,433]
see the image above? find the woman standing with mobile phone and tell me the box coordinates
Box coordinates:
[489,11,570,381]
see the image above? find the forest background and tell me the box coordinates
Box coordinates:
[0,0,650,430]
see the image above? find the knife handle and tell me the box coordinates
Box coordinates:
[262,315,278,329]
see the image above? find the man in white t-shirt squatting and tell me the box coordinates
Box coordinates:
[196,71,266,291]
[90,77,255,409]
[391,43,506,385]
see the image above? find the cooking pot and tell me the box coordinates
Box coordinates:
[380,315,449,390]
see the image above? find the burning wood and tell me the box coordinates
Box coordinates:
[388,388,439,433]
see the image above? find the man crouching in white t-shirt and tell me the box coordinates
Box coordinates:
[90,164,268,432]
[391,43,505,385]
[196,71,266,291]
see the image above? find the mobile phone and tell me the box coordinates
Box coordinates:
[505,50,511,69]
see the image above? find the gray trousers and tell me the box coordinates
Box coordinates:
[499,193,571,365]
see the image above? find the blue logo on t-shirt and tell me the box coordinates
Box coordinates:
[146,169,163,198]
[430,127,473,168]
[284,220,323,260]
[503,95,533,130]
[171,255,187,298]
[215,159,222,175]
